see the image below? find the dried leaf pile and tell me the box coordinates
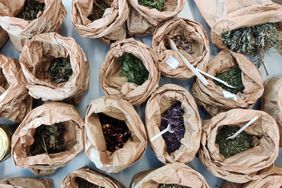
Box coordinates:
[49,57,73,84]
[17,0,45,20]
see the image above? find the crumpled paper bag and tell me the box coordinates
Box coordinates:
[71,0,129,43]
[0,54,31,123]
[131,163,210,188]
[0,177,53,188]
[152,18,210,79]
[85,95,147,173]
[11,102,84,175]
[19,32,89,103]
[145,84,201,164]
[192,50,263,116]
[100,38,160,105]
[199,109,280,183]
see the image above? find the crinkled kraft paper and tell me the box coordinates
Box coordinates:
[71,0,129,43]
[100,38,160,105]
[127,0,185,36]
[131,163,210,188]
[19,32,89,103]
[11,102,84,175]
[261,77,282,147]
[145,84,201,164]
[0,54,31,123]
[85,95,147,173]
[194,0,282,50]
[152,18,210,79]
[199,109,280,183]
[192,50,264,116]
[0,177,53,188]
[61,168,124,188]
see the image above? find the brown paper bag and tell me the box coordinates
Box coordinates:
[11,102,84,175]
[199,109,280,183]
[19,32,89,103]
[61,167,124,188]
[0,177,53,188]
[71,0,129,43]
[145,84,201,164]
[261,77,282,147]
[85,95,147,173]
[244,166,282,187]
[127,0,185,36]
[0,54,31,123]
[0,0,66,51]
[152,18,210,79]
[192,50,263,116]
[131,163,210,188]
[100,38,160,105]
[194,0,282,50]
[222,182,242,188]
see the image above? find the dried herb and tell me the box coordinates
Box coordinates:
[216,126,253,158]
[49,57,73,84]
[159,184,191,188]
[75,177,104,188]
[87,0,109,21]
[30,123,65,156]
[120,53,149,85]
[138,0,165,11]
[221,23,281,74]
[215,66,245,94]
[160,102,185,154]
[98,113,131,152]
[171,35,193,53]
[16,0,45,21]
[0,69,9,95]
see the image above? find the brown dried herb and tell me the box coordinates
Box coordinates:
[75,177,104,188]
[49,57,73,84]
[160,102,185,154]
[98,113,131,152]
[216,126,253,158]
[30,123,65,156]
[159,184,191,188]
[215,66,245,94]
[17,0,45,21]
[171,35,193,53]
[87,0,109,21]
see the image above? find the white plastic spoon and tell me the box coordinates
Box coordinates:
[150,124,174,142]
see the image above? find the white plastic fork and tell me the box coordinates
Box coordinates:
[150,124,174,142]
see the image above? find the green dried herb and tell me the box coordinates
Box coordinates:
[216,126,253,158]
[215,66,245,94]
[87,0,109,21]
[75,177,104,188]
[159,184,191,188]
[17,0,45,21]
[138,0,165,11]
[120,53,149,85]
[30,123,65,156]
[221,23,281,74]
[49,57,73,84]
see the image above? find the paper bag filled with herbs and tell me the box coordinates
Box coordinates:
[131,163,209,188]
[152,18,210,79]
[11,102,84,175]
[145,84,201,164]
[72,0,129,43]
[0,0,66,51]
[85,95,147,173]
[194,0,282,74]
[261,77,282,147]
[0,177,53,188]
[199,109,279,183]
[19,32,89,103]
[0,54,31,123]
[100,38,160,105]
[127,0,185,36]
[192,50,264,116]
[62,167,124,188]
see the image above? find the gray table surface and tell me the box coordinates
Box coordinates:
[1,0,282,188]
